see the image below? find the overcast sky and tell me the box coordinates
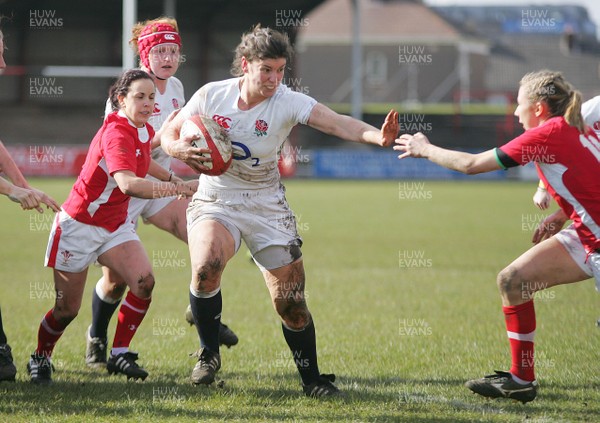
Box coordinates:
[424,0,600,39]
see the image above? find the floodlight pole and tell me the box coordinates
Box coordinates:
[164,0,177,17]
[351,0,362,120]
[122,0,137,70]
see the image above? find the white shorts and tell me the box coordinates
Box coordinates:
[127,195,176,225]
[45,210,140,273]
[186,183,302,271]
[555,224,600,290]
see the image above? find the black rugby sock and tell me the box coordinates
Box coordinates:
[190,289,222,354]
[0,307,7,345]
[282,319,320,385]
[90,288,120,339]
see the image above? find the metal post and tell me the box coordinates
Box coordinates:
[122,0,137,70]
[458,43,470,105]
[164,0,177,17]
[351,0,362,120]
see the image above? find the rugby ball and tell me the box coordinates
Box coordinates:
[180,115,232,176]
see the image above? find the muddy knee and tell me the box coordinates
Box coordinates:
[192,261,224,293]
[133,273,155,298]
[277,301,311,330]
[104,280,127,299]
[53,302,79,325]
[497,266,524,299]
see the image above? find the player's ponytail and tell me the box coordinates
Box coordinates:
[109,69,154,112]
[564,90,585,133]
[520,70,585,133]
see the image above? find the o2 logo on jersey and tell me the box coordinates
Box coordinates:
[172,99,180,109]
[212,114,232,129]
[231,141,260,167]
[228,119,269,168]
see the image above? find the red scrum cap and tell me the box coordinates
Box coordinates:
[137,23,181,69]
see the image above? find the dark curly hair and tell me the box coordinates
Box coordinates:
[109,69,154,111]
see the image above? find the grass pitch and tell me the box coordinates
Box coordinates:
[0,178,598,422]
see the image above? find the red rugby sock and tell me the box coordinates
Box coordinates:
[503,300,536,382]
[111,291,151,353]
[35,309,67,358]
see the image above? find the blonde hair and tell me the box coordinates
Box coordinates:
[519,70,585,133]
[129,16,179,56]
[230,24,293,76]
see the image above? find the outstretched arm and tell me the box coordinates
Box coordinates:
[0,176,59,212]
[394,132,501,174]
[113,170,195,200]
[146,159,199,192]
[307,103,398,147]
[0,140,60,212]
[147,159,174,182]
[0,140,30,188]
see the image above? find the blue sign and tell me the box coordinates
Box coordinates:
[311,149,506,180]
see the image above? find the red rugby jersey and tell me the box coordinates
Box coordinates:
[62,111,154,232]
[496,116,600,253]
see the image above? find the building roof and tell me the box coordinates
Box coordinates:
[433,5,597,41]
[298,0,463,45]
[486,34,600,98]
[432,5,600,97]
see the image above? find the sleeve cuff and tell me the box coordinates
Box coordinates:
[494,148,520,169]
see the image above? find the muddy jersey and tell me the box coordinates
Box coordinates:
[180,77,316,191]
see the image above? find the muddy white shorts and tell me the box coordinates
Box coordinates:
[555,224,600,291]
[45,210,140,273]
[186,183,302,271]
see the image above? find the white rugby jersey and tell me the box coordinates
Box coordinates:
[180,77,316,190]
[105,76,185,170]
